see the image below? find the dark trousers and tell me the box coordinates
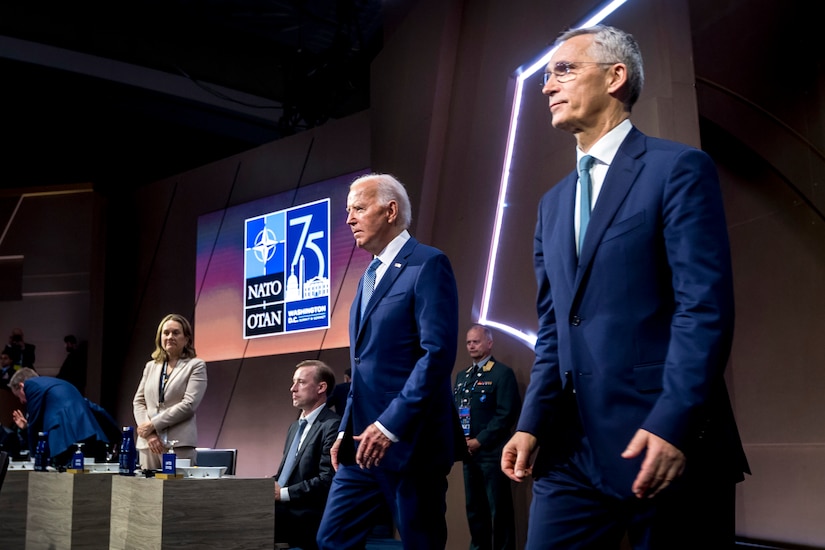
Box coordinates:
[275,502,321,550]
[317,463,449,550]
[463,456,516,550]
[525,454,737,549]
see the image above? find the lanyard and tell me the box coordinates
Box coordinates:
[159,362,170,404]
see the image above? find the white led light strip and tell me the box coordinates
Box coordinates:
[478,0,628,348]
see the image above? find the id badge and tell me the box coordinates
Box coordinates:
[459,406,471,436]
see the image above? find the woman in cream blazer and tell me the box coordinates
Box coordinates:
[133,313,207,470]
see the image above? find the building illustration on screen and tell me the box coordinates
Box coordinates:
[243,198,331,338]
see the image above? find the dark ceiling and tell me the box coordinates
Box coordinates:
[0,0,403,193]
[0,1,786,197]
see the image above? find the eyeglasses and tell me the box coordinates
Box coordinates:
[541,61,618,85]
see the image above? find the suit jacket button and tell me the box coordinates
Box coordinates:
[571,315,582,326]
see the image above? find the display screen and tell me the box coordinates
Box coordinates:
[194,170,371,361]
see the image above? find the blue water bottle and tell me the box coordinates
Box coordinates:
[118,426,137,476]
[34,431,50,471]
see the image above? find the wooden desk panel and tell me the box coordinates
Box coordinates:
[26,472,113,550]
[109,476,274,550]
[0,470,30,550]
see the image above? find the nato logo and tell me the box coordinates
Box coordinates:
[243,199,330,338]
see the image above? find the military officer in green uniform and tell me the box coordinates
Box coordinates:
[454,324,521,550]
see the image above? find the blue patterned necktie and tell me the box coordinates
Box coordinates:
[360,258,382,316]
[578,155,596,255]
[277,418,307,486]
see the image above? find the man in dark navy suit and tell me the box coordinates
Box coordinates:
[10,367,111,467]
[501,25,749,549]
[274,359,340,550]
[317,173,461,550]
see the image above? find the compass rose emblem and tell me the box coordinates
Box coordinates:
[253,227,278,264]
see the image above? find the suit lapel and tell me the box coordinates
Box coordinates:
[575,129,646,286]
[556,173,579,284]
[277,421,299,474]
[291,407,330,464]
[166,358,188,386]
[296,419,315,462]
[354,237,416,341]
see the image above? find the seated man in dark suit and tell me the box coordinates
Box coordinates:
[273,360,340,550]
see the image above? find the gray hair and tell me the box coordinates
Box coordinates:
[351,173,412,230]
[10,366,38,387]
[556,25,644,110]
[469,324,493,342]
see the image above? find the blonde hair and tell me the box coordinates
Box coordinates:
[151,313,197,362]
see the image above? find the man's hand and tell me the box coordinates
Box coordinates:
[466,437,481,456]
[273,481,282,501]
[12,409,27,430]
[330,438,341,471]
[501,431,537,482]
[353,423,392,469]
[621,428,686,498]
